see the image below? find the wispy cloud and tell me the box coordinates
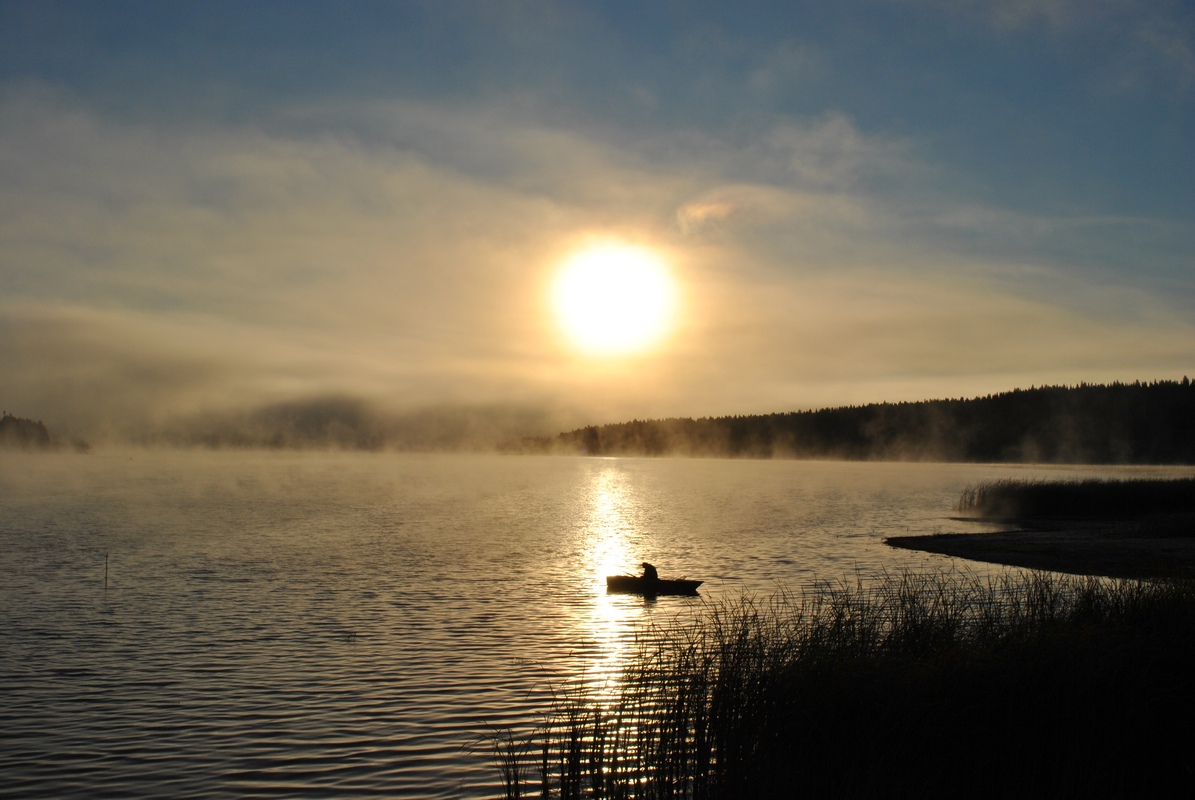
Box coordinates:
[911,0,1195,92]
[1,66,1190,436]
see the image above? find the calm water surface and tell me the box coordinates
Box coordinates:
[2,452,1185,798]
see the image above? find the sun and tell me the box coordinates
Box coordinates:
[552,244,676,355]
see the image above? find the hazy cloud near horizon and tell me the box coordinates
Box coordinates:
[1,2,1191,441]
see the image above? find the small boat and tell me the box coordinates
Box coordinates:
[606,575,703,596]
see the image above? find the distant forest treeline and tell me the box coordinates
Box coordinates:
[0,413,51,450]
[518,380,1195,464]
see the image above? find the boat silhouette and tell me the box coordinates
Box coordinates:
[605,575,702,596]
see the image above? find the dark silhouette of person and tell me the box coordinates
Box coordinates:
[640,562,658,581]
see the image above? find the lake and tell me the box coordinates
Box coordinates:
[1,451,1185,798]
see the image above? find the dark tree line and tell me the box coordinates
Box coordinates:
[0,413,51,450]
[528,379,1195,464]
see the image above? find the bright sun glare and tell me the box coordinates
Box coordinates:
[553,244,675,355]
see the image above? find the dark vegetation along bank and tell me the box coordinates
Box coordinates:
[494,570,1195,799]
[12,379,1192,458]
[0,412,91,452]
[0,412,50,450]
[888,477,1195,579]
[521,380,1195,463]
[955,476,1195,522]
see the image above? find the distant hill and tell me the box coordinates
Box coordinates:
[520,380,1195,464]
[154,397,559,452]
[0,413,51,450]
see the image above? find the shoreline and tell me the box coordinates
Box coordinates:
[886,518,1195,579]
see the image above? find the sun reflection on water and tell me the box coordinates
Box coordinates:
[575,465,655,699]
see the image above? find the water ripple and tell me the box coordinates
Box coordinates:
[4,452,1175,798]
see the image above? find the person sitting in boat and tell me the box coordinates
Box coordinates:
[640,562,659,581]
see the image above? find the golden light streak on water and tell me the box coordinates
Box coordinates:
[576,467,641,699]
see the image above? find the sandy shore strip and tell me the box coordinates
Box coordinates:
[886,521,1195,580]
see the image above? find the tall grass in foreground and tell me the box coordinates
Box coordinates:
[955,476,1195,520]
[495,570,1195,799]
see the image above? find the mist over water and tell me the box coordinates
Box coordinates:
[2,451,1187,798]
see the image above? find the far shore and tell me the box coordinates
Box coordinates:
[887,517,1195,579]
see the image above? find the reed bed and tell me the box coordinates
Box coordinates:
[955,476,1195,521]
[495,570,1195,799]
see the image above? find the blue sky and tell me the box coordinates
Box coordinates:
[1,1,1192,439]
